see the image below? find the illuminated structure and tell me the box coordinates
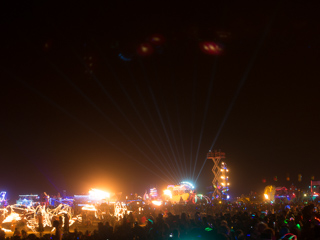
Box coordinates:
[163,182,195,203]
[150,188,158,198]
[207,150,229,200]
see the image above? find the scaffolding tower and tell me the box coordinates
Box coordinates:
[207,150,229,200]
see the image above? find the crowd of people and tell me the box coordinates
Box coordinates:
[1,201,320,240]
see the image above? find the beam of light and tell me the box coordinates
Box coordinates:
[78,56,180,184]
[148,87,184,180]
[74,52,178,179]
[118,84,179,183]
[49,63,177,184]
[124,63,180,182]
[85,40,180,183]
[8,74,173,184]
[194,4,281,184]
[162,98,187,178]
[158,60,188,178]
[43,29,178,183]
[138,59,184,180]
[190,53,198,177]
[175,98,188,178]
[152,57,188,178]
[192,57,218,180]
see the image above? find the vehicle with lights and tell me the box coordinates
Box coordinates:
[16,194,40,207]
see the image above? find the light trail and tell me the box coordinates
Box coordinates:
[195,4,281,183]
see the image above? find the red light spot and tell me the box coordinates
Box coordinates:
[262,179,266,183]
[137,43,154,56]
[199,41,223,55]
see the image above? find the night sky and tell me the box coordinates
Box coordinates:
[1,1,319,201]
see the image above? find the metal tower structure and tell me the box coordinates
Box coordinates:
[207,150,229,200]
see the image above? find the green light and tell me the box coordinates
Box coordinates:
[205,227,213,232]
[284,219,288,224]
[296,224,301,230]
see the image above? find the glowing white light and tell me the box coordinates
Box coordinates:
[264,194,269,200]
[163,189,172,198]
[151,200,162,206]
[89,188,110,200]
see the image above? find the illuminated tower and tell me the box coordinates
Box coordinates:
[220,161,230,200]
[207,150,229,200]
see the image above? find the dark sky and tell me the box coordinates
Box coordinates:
[1,1,319,201]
